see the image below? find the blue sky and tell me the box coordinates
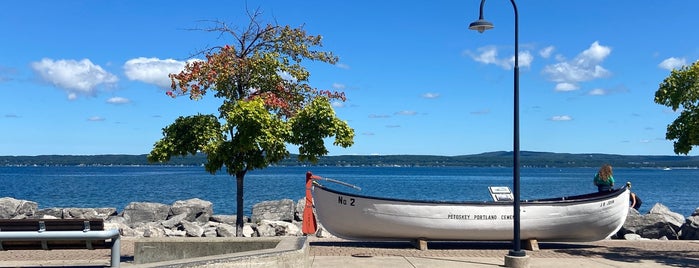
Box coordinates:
[2,1,698,157]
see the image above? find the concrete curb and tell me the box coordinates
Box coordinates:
[125,236,308,268]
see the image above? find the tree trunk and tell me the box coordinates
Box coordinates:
[235,171,245,237]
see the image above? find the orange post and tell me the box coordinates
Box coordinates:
[302,171,319,235]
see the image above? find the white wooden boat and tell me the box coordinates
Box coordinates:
[312,181,630,242]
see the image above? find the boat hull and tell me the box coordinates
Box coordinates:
[312,184,629,242]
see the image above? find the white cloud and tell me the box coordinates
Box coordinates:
[555,82,579,92]
[123,57,191,89]
[369,114,390,118]
[468,46,533,70]
[551,115,572,121]
[107,97,130,104]
[395,110,417,116]
[539,46,555,58]
[332,83,346,90]
[422,92,440,99]
[542,41,612,91]
[588,88,607,96]
[87,116,105,122]
[658,57,687,70]
[31,58,118,99]
[336,63,350,69]
[514,51,533,69]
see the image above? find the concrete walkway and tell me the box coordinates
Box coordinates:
[308,237,699,268]
[0,237,697,267]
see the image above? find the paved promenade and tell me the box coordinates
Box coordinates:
[308,237,699,268]
[0,237,697,267]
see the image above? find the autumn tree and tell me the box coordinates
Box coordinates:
[654,60,699,154]
[147,11,354,236]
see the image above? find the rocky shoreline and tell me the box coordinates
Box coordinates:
[1,197,697,240]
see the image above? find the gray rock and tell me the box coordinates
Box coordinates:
[136,222,167,238]
[256,220,301,237]
[649,203,684,229]
[252,199,295,223]
[295,198,305,222]
[0,197,37,218]
[161,213,187,229]
[680,208,699,240]
[619,205,682,239]
[164,228,186,237]
[216,223,236,237]
[34,208,64,219]
[254,222,276,237]
[623,233,643,240]
[121,202,170,226]
[210,214,248,225]
[203,227,218,237]
[170,198,213,223]
[106,215,128,225]
[64,208,117,219]
[105,221,136,237]
[181,220,204,237]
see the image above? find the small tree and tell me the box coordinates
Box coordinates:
[654,60,699,154]
[147,11,354,236]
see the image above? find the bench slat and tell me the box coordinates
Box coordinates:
[0,219,104,231]
[0,240,111,250]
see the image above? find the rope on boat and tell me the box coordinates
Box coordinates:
[319,177,362,191]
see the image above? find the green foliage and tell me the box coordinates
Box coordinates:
[147,114,223,163]
[655,61,699,154]
[289,97,354,162]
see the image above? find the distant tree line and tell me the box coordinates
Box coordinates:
[2,151,698,168]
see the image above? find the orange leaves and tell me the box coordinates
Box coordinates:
[318,90,346,102]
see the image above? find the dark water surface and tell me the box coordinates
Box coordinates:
[0,166,696,216]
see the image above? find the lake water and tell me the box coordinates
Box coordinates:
[0,166,696,217]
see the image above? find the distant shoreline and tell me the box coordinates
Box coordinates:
[2,151,699,168]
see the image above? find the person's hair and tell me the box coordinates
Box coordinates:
[597,164,613,181]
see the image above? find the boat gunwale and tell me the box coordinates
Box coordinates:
[313,182,628,206]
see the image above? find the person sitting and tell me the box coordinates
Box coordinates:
[630,192,642,210]
[594,164,615,192]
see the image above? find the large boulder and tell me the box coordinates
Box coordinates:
[121,202,170,227]
[618,203,684,239]
[680,208,699,240]
[252,199,295,223]
[216,223,236,237]
[648,203,685,228]
[0,197,37,218]
[180,220,205,237]
[161,213,187,229]
[169,198,213,223]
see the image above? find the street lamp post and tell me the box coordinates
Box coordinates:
[469,0,526,260]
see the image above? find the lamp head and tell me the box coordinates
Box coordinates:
[469,19,494,33]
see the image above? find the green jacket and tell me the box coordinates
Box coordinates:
[594,174,615,186]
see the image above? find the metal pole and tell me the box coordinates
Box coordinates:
[470,0,525,257]
[510,0,525,257]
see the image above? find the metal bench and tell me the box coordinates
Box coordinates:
[0,218,121,267]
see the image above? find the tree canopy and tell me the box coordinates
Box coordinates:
[654,60,699,155]
[147,10,354,236]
